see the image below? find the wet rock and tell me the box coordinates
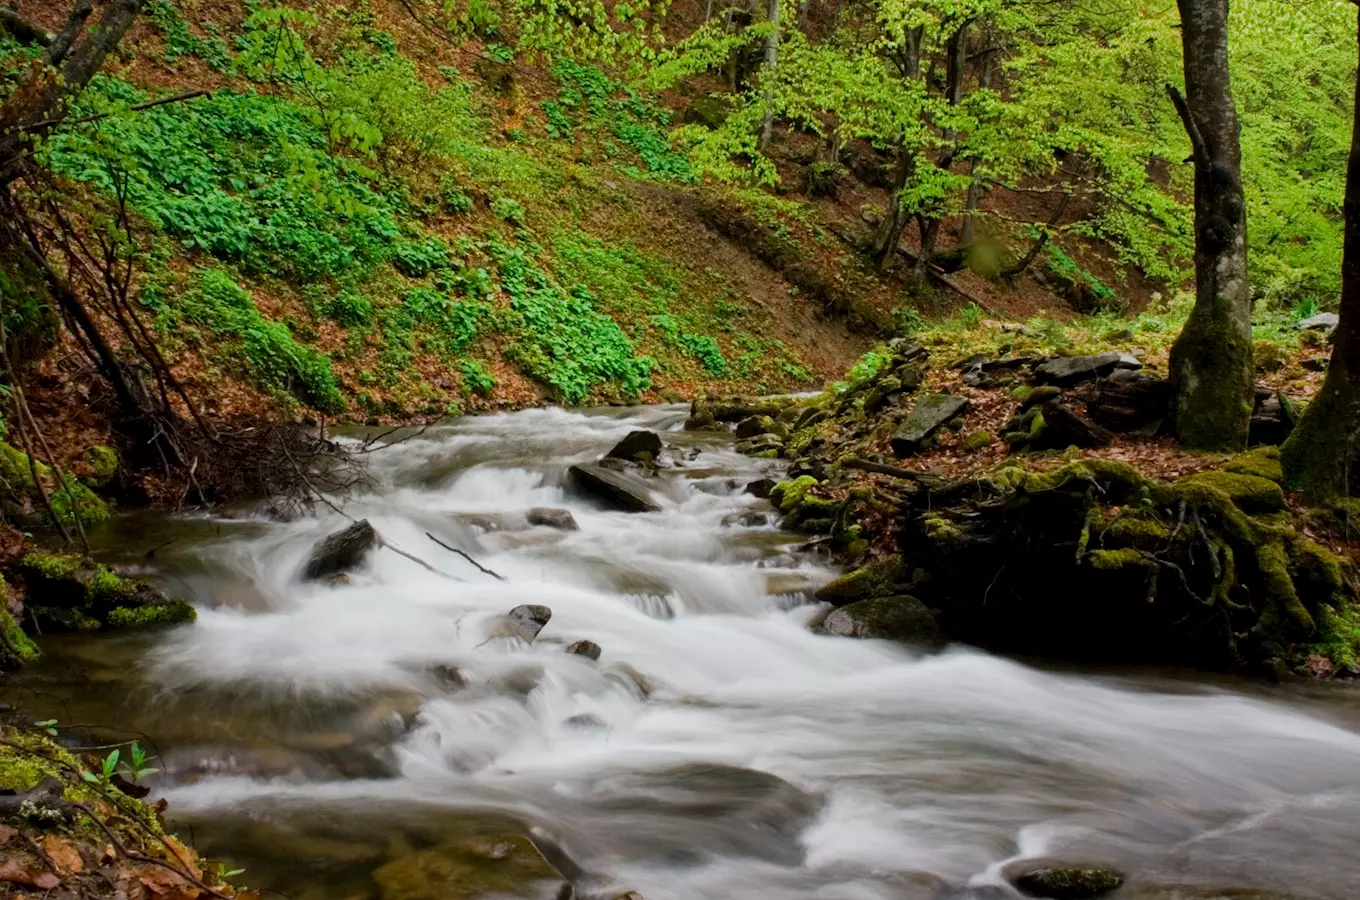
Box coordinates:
[372,833,571,900]
[504,604,553,643]
[564,713,606,729]
[735,415,788,440]
[527,508,579,531]
[1033,353,1141,387]
[302,519,378,581]
[743,478,777,499]
[722,510,775,528]
[814,555,906,606]
[569,464,661,513]
[1297,311,1339,332]
[606,430,663,463]
[20,552,195,631]
[1005,861,1125,900]
[822,596,944,646]
[567,639,602,661]
[735,433,785,456]
[891,394,972,457]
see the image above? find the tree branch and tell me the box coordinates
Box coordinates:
[1166,84,1208,163]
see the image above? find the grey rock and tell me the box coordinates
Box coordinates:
[527,507,579,531]
[569,463,661,513]
[303,519,378,581]
[1004,860,1125,900]
[1034,353,1141,387]
[506,604,553,643]
[1297,312,1339,332]
[735,415,788,440]
[891,393,972,457]
[564,713,607,729]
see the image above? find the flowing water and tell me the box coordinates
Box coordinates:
[12,405,1360,900]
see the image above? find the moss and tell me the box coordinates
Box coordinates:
[1013,459,1145,502]
[1307,602,1360,670]
[1288,537,1348,606]
[1178,471,1286,514]
[1226,446,1283,483]
[965,431,993,451]
[1009,384,1033,401]
[1027,409,1047,440]
[0,608,39,667]
[1102,511,1171,546]
[83,444,119,482]
[1255,538,1315,638]
[814,555,905,604]
[751,449,779,459]
[21,551,81,581]
[106,600,196,628]
[921,514,966,543]
[88,567,138,606]
[770,475,818,512]
[0,443,109,527]
[1087,548,1155,571]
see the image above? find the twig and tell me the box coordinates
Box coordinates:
[842,458,925,481]
[71,802,231,900]
[381,540,461,580]
[20,91,210,133]
[426,532,506,580]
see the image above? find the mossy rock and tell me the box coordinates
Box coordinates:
[822,595,944,646]
[965,431,993,451]
[0,604,39,669]
[372,833,569,900]
[1176,471,1286,514]
[0,441,109,528]
[1086,548,1156,572]
[769,475,818,512]
[107,599,196,628]
[83,444,119,483]
[1006,861,1125,899]
[18,552,195,632]
[1100,511,1171,547]
[1225,446,1283,483]
[814,555,905,605]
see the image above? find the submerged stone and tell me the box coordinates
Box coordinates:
[372,833,570,900]
[568,464,661,513]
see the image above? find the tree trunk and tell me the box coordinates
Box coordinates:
[1165,0,1253,451]
[758,0,781,151]
[1281,7,1360,499]
[0,1,142,185]
[910,21,967,283]
[873,26,924,270]
[960,45,997,247]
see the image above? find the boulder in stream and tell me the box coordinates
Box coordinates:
[821,596,944,646]
[569,463,661,513]
[567,639,602,660]
[505,604,553,643]
[527,507,579,531]
[814,555,906,606]
[606,430,663,463]
[302,519,378,581]
[19,551,196,631]
[372,833,571,900]
[1005,860,1125,900]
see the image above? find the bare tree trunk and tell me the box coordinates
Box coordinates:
[759,0,781,152]
[960,45,997,247]
[1281,7,1360,500]
[873,26,924,270]
[797,0,810,32]
[1165,0,1253,451]
[0,1,142,184]
[910,21,968,285]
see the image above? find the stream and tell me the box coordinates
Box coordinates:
[11,404,1360,900]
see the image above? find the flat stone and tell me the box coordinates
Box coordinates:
[526,507,578,531]
[568,464,661,513]
[891,394,971,457]
[1297,312,1339,332]
[1034,353,1141,387]
[606,430,662,462]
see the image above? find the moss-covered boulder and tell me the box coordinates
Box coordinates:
[821,595,943,645]
[1005,861,1125,899]
[372,833,569,900]
[0,441,109,529]
[0,578,39,669]
[1174,471,1286,514]
[18,552,196,633]
[81,445,119,487]
[1225,446,1283,483]
[814,555,905,606]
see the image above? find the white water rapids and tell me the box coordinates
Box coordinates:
[21,405,1360,899]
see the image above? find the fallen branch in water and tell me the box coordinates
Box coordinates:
[426,532,507,581]
[843,458,926,481]
[381,539,461,581]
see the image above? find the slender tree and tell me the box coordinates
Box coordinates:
[759,0,782,150]
[1280,4,1360,500]
[1165,0,1254,450]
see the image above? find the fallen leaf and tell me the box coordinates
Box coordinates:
[44,834,85,874]
[33,872,59,890]
[140,874,201,900]
[0,825,16,844]
[0,857,60,889]
[161,835,203,880]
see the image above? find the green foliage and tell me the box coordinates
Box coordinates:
[151,269,345,412]
[491,197,527,225]
[495,244,652,402]
[460,360,497,395]
[650,315,728,374]
[145,0,231,69]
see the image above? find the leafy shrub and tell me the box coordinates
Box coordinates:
[650,314,728,375]
[461,360,496,395]
[326,290,373,327]
[491,197,526,225]
[392,237,450,277]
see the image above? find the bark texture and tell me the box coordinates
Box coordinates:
[1280,7,1360,499]
[1166,0,1254,450]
